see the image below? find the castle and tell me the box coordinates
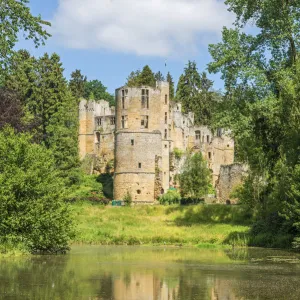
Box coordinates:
[79,81,243,203]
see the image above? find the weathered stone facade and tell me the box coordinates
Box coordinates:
[79,81,239,203]
[215,163,248,203]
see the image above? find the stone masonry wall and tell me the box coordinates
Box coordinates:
[215,163,247,203]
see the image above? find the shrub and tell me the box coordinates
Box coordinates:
[0,127,74,253]
[173,148,184,160]
[159,190,181,205]
[180,197,205,205]
[123,191,132,206]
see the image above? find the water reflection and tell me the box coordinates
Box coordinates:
[1,246,300,299]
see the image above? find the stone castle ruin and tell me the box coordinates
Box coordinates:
[79,81,244,203]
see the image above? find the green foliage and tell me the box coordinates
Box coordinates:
[155,71,165,82]
[173,147,184,160]
[97,173,114,199]
[123,191,133,206]
[0,0,51,67]
[208,0,300,249]
[159,190,181,205]
[126,65,156,87]
[84,79,115,106]
[176,62,219,125]
[5,51,80,175]
[179,152,212,198]
[0,127,74,253]
[166,72,175,100]
[69,69,87,100]
[68,174,104,202]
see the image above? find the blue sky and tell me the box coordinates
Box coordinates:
[18,0,234,94]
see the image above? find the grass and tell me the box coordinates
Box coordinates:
[71,202,251,247]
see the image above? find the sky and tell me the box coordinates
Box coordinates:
[17,0,235,94]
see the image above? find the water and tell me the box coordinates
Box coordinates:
[1,246,300,299]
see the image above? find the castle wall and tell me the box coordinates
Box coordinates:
[114,131,162,202]
[79,99,95,159]
[114,83,170,202]
[215,163,247,203]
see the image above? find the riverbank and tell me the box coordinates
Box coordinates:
[71,202,251,247]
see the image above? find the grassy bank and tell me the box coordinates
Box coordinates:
[71,202,251,247]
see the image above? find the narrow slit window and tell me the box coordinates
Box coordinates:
[207,135,210,143]
[138,163,142,168]
[208,152,212,160]
[141,89,149,109]
[165,112,167,124]
[164,129,168,139]
[131,139,134,146]
[165,94,168,104]
[122,90,125,109]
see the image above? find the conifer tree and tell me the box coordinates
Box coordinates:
[69,69,87,100]
[166,72,175,100]
[137,65,156,87]
[126,66,156,87]
[155,71,165,82]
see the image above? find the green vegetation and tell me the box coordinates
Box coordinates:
[176,61,220,125]
[71,202,250,247]
[0,0,50,67]
[179,152,211,199]
[0,127,74,254]
[173,147,184,160]
[208,0,300,249]
[159,190,181,205]
[69,69,115,106]
[126,65,156,87]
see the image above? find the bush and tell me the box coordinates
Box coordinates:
[67,174,103,201]
[180,197,205,205]
[173,148,184,160]
[0,127,74,253]
[159,190,181,205]
[123,191,132,206]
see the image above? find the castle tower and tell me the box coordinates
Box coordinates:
[114,82,170,203]
[78,99,95,159]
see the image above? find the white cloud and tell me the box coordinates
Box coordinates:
[52,0,233,57]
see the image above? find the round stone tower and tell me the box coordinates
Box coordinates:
[114,82,170,203]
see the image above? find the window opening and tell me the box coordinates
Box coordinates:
[138,163,142,168]
[141,115,149,128]
[165,94,168,104]
[110,117,115,125]
[164,129,168,139]
[131,139,134,146]
[141,89,149,109]
[207,135,210,143]
[165,112,167,124]
[195,131,201,140]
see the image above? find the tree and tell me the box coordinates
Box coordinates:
[155,71,165,82]
[176,62,217,125]
[0,127,74,253]
[69,69,87,100]
[0,0,50,67]
[84,79,115,106]
[5,52,80,174]
[137,65,156,87]
[179,152,211,198]
[166,72,175,100]
[126,65,156,87]
[208,0,300,247]
[176,61,201,112]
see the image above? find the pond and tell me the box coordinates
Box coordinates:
[1,245,300,299]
